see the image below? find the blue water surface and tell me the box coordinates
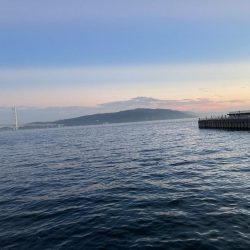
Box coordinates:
[0,119,249,250]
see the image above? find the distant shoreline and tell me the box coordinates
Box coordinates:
[1,108,197,131]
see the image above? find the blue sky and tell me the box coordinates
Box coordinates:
[1,0,250,67]
[0,0,250,116]
[2,20,250,67]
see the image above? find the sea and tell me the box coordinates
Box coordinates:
[0,119,249,250]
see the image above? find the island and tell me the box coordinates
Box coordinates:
[1,108,196,131]
[53,108,196,126]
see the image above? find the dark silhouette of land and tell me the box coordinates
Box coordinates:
[54,108,196,126]
[0,108,196,131]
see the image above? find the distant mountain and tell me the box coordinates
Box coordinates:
[54,108,196,126]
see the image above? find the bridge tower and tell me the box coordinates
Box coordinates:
[12,106,18,130]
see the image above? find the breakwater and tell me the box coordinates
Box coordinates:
[199,117,250,130]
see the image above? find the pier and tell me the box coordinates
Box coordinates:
[199,111,250,130]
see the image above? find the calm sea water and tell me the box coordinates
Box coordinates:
[0,119,250,250]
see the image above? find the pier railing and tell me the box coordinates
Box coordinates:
[199,115,250,122]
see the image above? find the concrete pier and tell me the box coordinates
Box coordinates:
[199,111,250,130]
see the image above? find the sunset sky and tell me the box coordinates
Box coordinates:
[1,0,250,115]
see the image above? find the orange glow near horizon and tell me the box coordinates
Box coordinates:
[1,86,249,113]
[1,63,250,112]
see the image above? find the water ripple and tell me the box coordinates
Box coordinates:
[0,119,250,249]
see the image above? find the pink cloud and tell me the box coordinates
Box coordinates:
[100,97,249,113]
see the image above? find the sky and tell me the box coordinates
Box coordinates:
[1,0,250,122]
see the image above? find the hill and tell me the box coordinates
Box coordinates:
[53,108,196,126]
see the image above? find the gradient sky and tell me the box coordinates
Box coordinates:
[1,0,250,113]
